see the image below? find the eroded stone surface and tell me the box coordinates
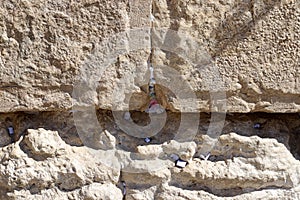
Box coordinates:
[10,183,123,200]
[0,127,300,199]
[0,128,120,199]
[0,0,300,199]
[0,0,299,112]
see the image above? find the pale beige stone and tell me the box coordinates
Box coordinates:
[137,144,163,159]
[0,0,300,199]
[0,129,120,199]
[97,129,116,150]
[1,128,300,199]
[0,0,299,113]
[22,128,66,158]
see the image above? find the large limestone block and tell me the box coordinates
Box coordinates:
[0,0,299,112]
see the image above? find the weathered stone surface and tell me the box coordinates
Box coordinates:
[162,140,196,161]
[21,128,66,159]
[137,144,163,159]
[174,133,299,192]
[9,183,123,200]
[96,129,116,150]
[0,128,120,199]
[1,128,300,199]
[126,186,157,200]
[151,0,300,113]
[0,0,299,112]
[156,184,300,200]
[0,0,128,112]
[0,0,300,199]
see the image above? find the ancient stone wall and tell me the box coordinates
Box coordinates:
[0,0,300,199]
[0,0,299,113]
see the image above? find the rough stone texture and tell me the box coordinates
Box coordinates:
[151,0,300,112]
[96,129,116,150]
[0,0,128,112]
[0,111,299,198]
[21,128,66,159]
[0,128,121,199]
[0,0,299,112]
[10,183,123,200]
[1,128,299,199]
[1,0,300,199]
